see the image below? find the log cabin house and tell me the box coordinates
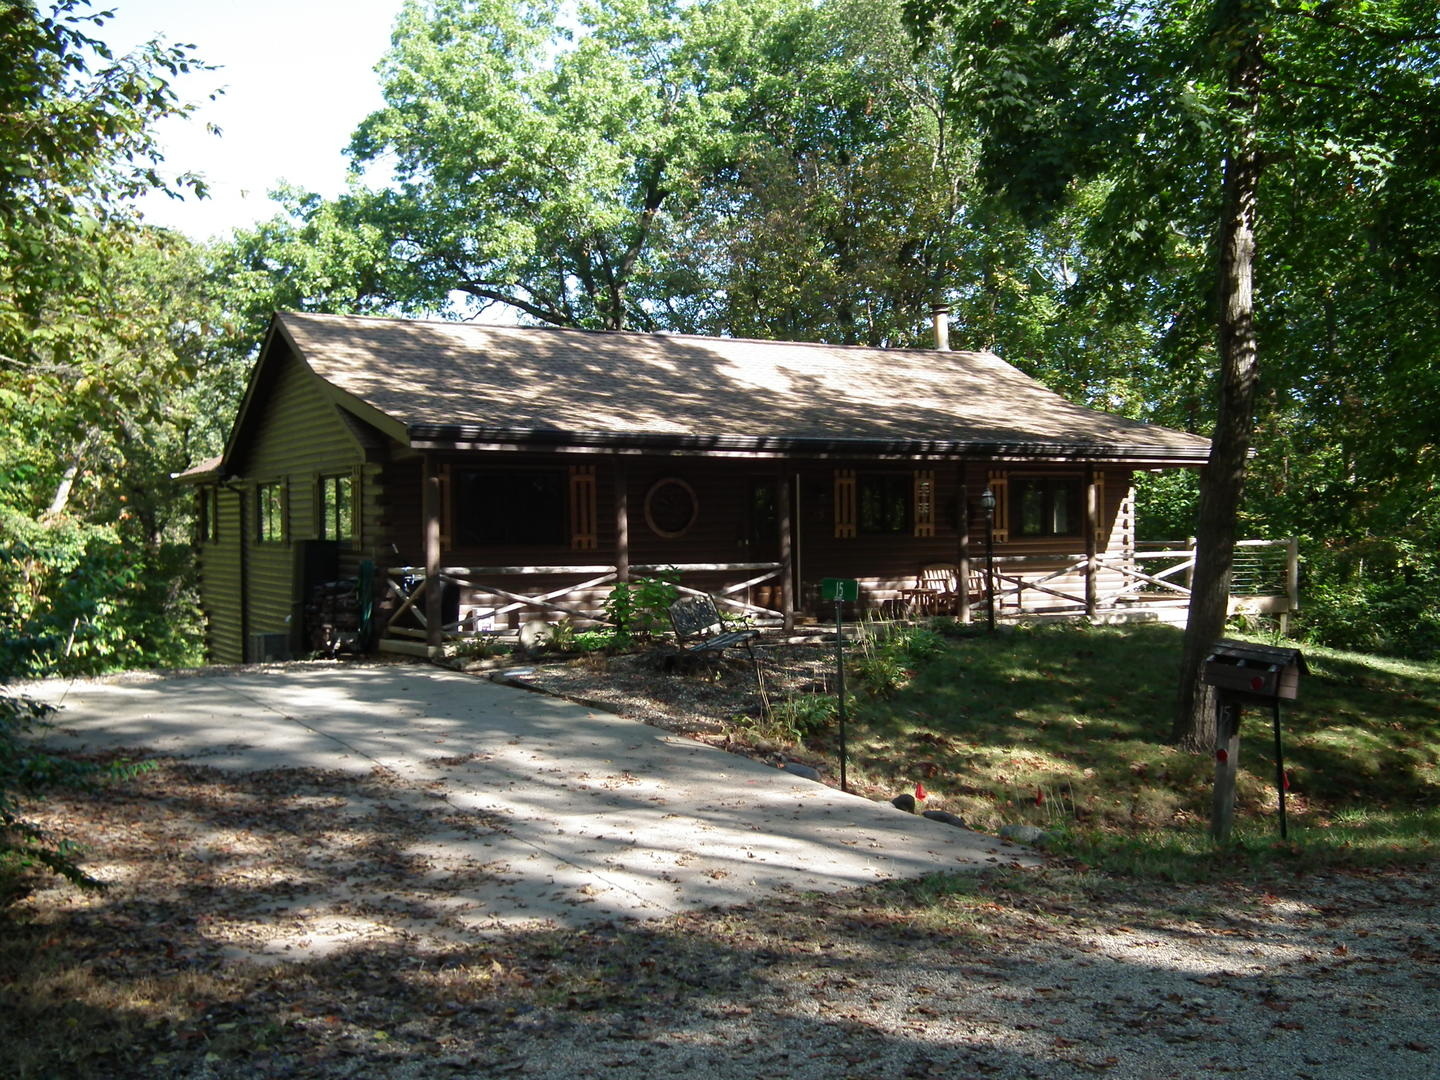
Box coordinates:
[181,311,1215,662]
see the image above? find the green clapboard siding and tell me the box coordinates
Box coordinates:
[228,345,368,659]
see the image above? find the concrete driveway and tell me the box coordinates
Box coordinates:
[27,662,1035,929]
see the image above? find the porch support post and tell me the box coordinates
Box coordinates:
[614,458,629,583]
[1085,465,1099,620]
[423,454,443,653]
[1283,537,1299,636]
[957,468,971,623]
[778,468,794,634]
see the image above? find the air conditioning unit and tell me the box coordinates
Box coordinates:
[249,632,290,662]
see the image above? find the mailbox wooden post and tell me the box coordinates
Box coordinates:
[1210,698,1243,842]
[1202,640,1307,842]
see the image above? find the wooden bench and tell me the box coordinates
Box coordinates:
[668,594,759,661]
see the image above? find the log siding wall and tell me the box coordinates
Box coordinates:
[416,455,1138,626]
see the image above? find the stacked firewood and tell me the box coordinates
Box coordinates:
[306,580,361,657]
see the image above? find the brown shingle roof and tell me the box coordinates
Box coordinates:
[173,454,222,481]
[275,311,1210,462]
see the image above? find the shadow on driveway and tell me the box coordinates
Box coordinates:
[27,662,1038,930]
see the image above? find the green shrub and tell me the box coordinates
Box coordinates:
[0,508,204,679]
[573,629,617,653]
[851,650,909,697]
[769,693,838,738]
[452,635,511,660]
[888,626,946,663]
[740,691,848,747]
[602,569,680,648]
[543,618,577,653]
[1295,538,1440,659]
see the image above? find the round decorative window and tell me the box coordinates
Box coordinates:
[644,477,699,539]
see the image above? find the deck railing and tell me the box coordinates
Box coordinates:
[988,538,1298,627]
[378,540,1297,649]
[380,561,786,645]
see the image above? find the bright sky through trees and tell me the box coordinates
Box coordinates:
[93,0,404,240]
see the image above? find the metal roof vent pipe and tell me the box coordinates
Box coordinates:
[931,303,951,351]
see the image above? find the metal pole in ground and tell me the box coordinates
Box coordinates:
[835,595,848,794]
[980,487,997,633]
[1272,701,1288,840]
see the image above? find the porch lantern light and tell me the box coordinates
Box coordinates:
[979,486,997,633]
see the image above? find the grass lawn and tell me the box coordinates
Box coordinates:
[781,621,1440,878]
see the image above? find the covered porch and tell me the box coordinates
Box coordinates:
[374,450,1298,654]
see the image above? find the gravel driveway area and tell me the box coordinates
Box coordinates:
[24,660,1035,940]
[477,867,1440,1080]
[9,658,1439,1078]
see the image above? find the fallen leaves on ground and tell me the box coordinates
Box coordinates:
[4,757,1439,1079]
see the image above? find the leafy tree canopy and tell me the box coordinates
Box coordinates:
[1,2,226,676]
[904,0,1440,739]
[328,0,802,329]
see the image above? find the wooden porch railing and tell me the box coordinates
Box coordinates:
[986,538,1298,627]
[380,561,786,645]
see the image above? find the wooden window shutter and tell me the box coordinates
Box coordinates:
[834,469,856,538]
[987,470,1010,543]
[569,465,597,550]
[913,470,935,537]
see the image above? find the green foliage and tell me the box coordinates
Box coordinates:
[542,618,578,653]
[842,623,945,699]
[1,1,212,377]
[887,626,947,663]
[601,585,639,650]
[0,507,203,680]
[0,6,237,680]
[602,570,681,648]
[451,635,511,661]
[0,691,150,903]
[281,0,797,329]
[770,693,838,737]
[848,628,913,698]
[1132,470,1200,543]
[1294,539,1440,660]
[573,629,619,654]
[850,651,910,698]
[746,691,840,746]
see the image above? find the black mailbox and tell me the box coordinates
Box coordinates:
[1202,639,1306,706]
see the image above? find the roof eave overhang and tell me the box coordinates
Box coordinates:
[406,424,1211,466]
[172,463,221,484]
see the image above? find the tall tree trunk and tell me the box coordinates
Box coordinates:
[1173,4,1266,751]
